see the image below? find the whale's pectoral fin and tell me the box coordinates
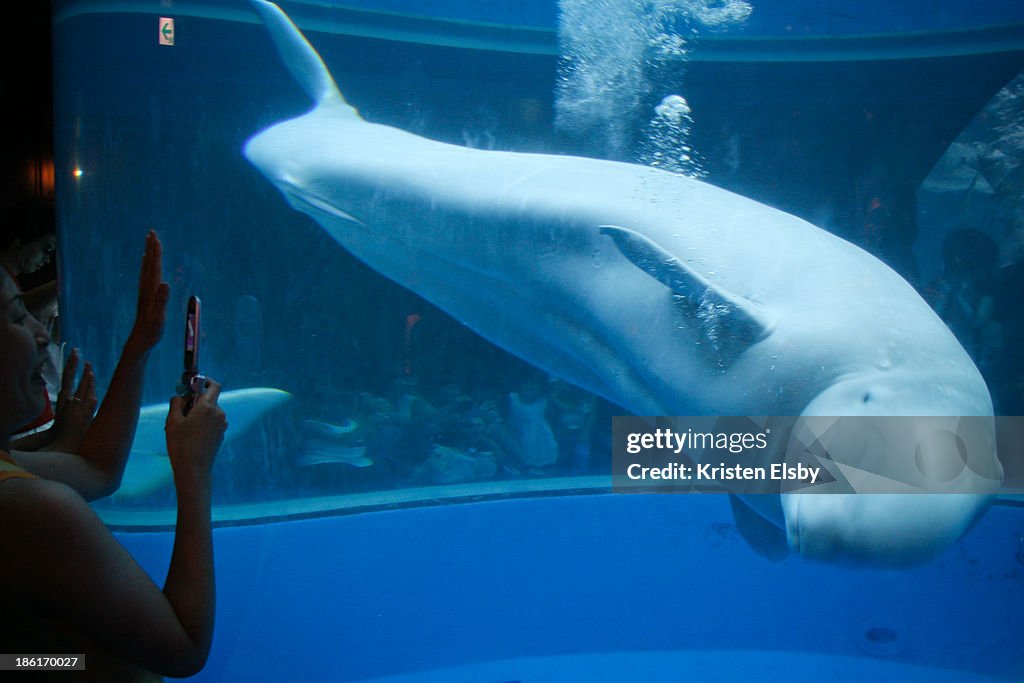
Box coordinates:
[729,494,791,562]
[600,225,773,359]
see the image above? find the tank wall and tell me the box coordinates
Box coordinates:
[51,1,1024,512]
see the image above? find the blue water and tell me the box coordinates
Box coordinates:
[53,6,1024,510]
[47,0,1024,679]
[114,494,1024,681]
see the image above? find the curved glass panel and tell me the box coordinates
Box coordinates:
[52,0,1024,524]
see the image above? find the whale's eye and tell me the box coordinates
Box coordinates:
[862,392,872,404]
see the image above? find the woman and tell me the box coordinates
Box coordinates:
[1,197,62,438]
[0,230,226,680]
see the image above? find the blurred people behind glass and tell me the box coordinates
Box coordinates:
[926,227,1003,387]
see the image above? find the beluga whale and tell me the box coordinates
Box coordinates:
[243,0,1003,567]
[115,387,293,501]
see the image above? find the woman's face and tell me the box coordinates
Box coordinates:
[0,273,51,435]
[14,234,56,275]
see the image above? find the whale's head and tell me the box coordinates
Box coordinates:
[781,492,993,567]
[780,369,1002,566]
[799,362,994,417]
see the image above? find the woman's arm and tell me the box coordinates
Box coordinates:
[0,384,226,677]
[14,231,169,499]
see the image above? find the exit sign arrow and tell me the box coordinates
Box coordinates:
[159,17,175,46]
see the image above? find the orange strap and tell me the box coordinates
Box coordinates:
[0,451,38,482]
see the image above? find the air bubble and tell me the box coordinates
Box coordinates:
[556,0,750,162]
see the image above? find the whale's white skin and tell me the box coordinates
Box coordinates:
[243,1,1002,566]
[114,388,292,500]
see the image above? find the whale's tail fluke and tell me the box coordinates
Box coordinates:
[249,0,361,118]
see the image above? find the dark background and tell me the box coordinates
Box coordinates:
[1,2,54,211]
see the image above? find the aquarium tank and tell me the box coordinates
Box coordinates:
[51,0,1024,680]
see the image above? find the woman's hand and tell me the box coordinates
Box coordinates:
[48,348,98,453]
[126,230,171,354]
[165,379,228,483]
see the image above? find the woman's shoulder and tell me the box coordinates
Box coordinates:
[0,476,111,609]
[0,472,88,515]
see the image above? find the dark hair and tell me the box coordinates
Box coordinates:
[0,264,13,292]
[0,198,56,251]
